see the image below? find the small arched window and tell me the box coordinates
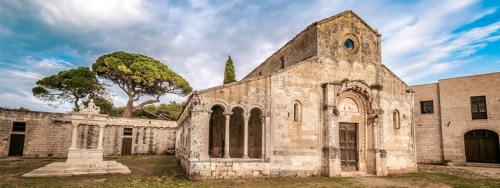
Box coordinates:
[280,57,285,69]
[393,110,400,129]
[293,102,301,122]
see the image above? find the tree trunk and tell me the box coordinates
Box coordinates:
[123,98,135,118]
[74,97,80,112]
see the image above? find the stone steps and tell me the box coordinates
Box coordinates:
[22,161,131,177]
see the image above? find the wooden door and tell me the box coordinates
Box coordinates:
[340,123,357,171]
[465,130,499,163]
[121,138,132,156]
[8,134,25,156]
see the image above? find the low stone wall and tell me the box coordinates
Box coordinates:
[0,110,176,158]
[176,153,320,181]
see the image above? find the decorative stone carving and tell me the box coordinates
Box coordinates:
[79,99,100,114]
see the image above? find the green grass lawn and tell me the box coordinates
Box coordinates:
[1,156,499,188]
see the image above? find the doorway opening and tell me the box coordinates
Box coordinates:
[8,122,26,156]
[340,123,358,171]
[465,129,499,163]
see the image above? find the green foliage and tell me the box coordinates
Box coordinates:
[136,101,182,119]
[355,79,367,85]
[156,101,182,119]
[32,67,105,112]
[92,51,192,117]
[111,106,126,117]
[0,106,31,112]
[223,55,236,84]
[370,83,383,90]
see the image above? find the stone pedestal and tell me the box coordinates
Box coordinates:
[67,149,104,163]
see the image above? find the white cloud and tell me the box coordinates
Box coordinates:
[0,92,71,112]
[375,0,500,83]
[34,0,153,30]
[1,0,499,112]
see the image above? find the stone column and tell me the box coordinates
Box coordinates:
[261,116,266,159]
[243,113,249,159]
[97,124,105,150]
[373,119,378,150]
[70,122,79,149]
[223,112,232,158]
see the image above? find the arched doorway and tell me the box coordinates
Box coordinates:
[464,129,500,163]
[248,108,263,158]
[229,107,245,158]
[209,105,225,158]
[336,91,375,174]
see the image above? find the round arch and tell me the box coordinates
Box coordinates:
[207,100,229,113]
[464,129,500,163]
[208,104,226,158]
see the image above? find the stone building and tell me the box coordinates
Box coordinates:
[0,109,177,158]
[175,10,417,180]
[412,72,500,165]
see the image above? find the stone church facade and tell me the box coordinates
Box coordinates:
[175,11,417,180]
[412,72,500,165]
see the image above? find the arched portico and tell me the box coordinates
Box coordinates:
[207,103,266,159]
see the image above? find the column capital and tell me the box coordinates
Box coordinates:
[259,115,267,123]
[242,113,250,120]
[223,112,233,117]
[71,121,80,127]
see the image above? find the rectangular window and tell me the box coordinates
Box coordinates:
[471,96,487,119]
[123,128,133,136]
[420,101,434,114]
[12,122,26,132]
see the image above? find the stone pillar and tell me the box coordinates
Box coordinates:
[374,111,388,176]
[260,116,266,159]
[190,106,211,159]
[223,112,232,158]
[97,124,105,150]
[243,113,249,159]
[70,123,79,149]
[322,83,341,177]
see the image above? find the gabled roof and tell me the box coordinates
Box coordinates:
[316,10,381,37]
[242,10,380,80]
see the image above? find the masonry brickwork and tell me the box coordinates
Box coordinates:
[176,10,417,180]
[412,83,443,164]
[412,72,500,165]
[0,110,177,158]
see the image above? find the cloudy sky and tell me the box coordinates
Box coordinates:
[1,0,499,112]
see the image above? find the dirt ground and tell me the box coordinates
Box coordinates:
[1,156,499,187]
[421,164,500,179]
[336,164,500,188]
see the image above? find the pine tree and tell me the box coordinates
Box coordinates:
[223,55,236,84]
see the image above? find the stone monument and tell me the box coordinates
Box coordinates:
[23,99,131,177]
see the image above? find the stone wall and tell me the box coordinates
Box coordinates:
[411,72,500,165]
[412,83,443,164]
[0,110,177,158]
[377,66,416,173]
[243,24,317,80]
[0,111,70,157]
[438,73,500,165]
